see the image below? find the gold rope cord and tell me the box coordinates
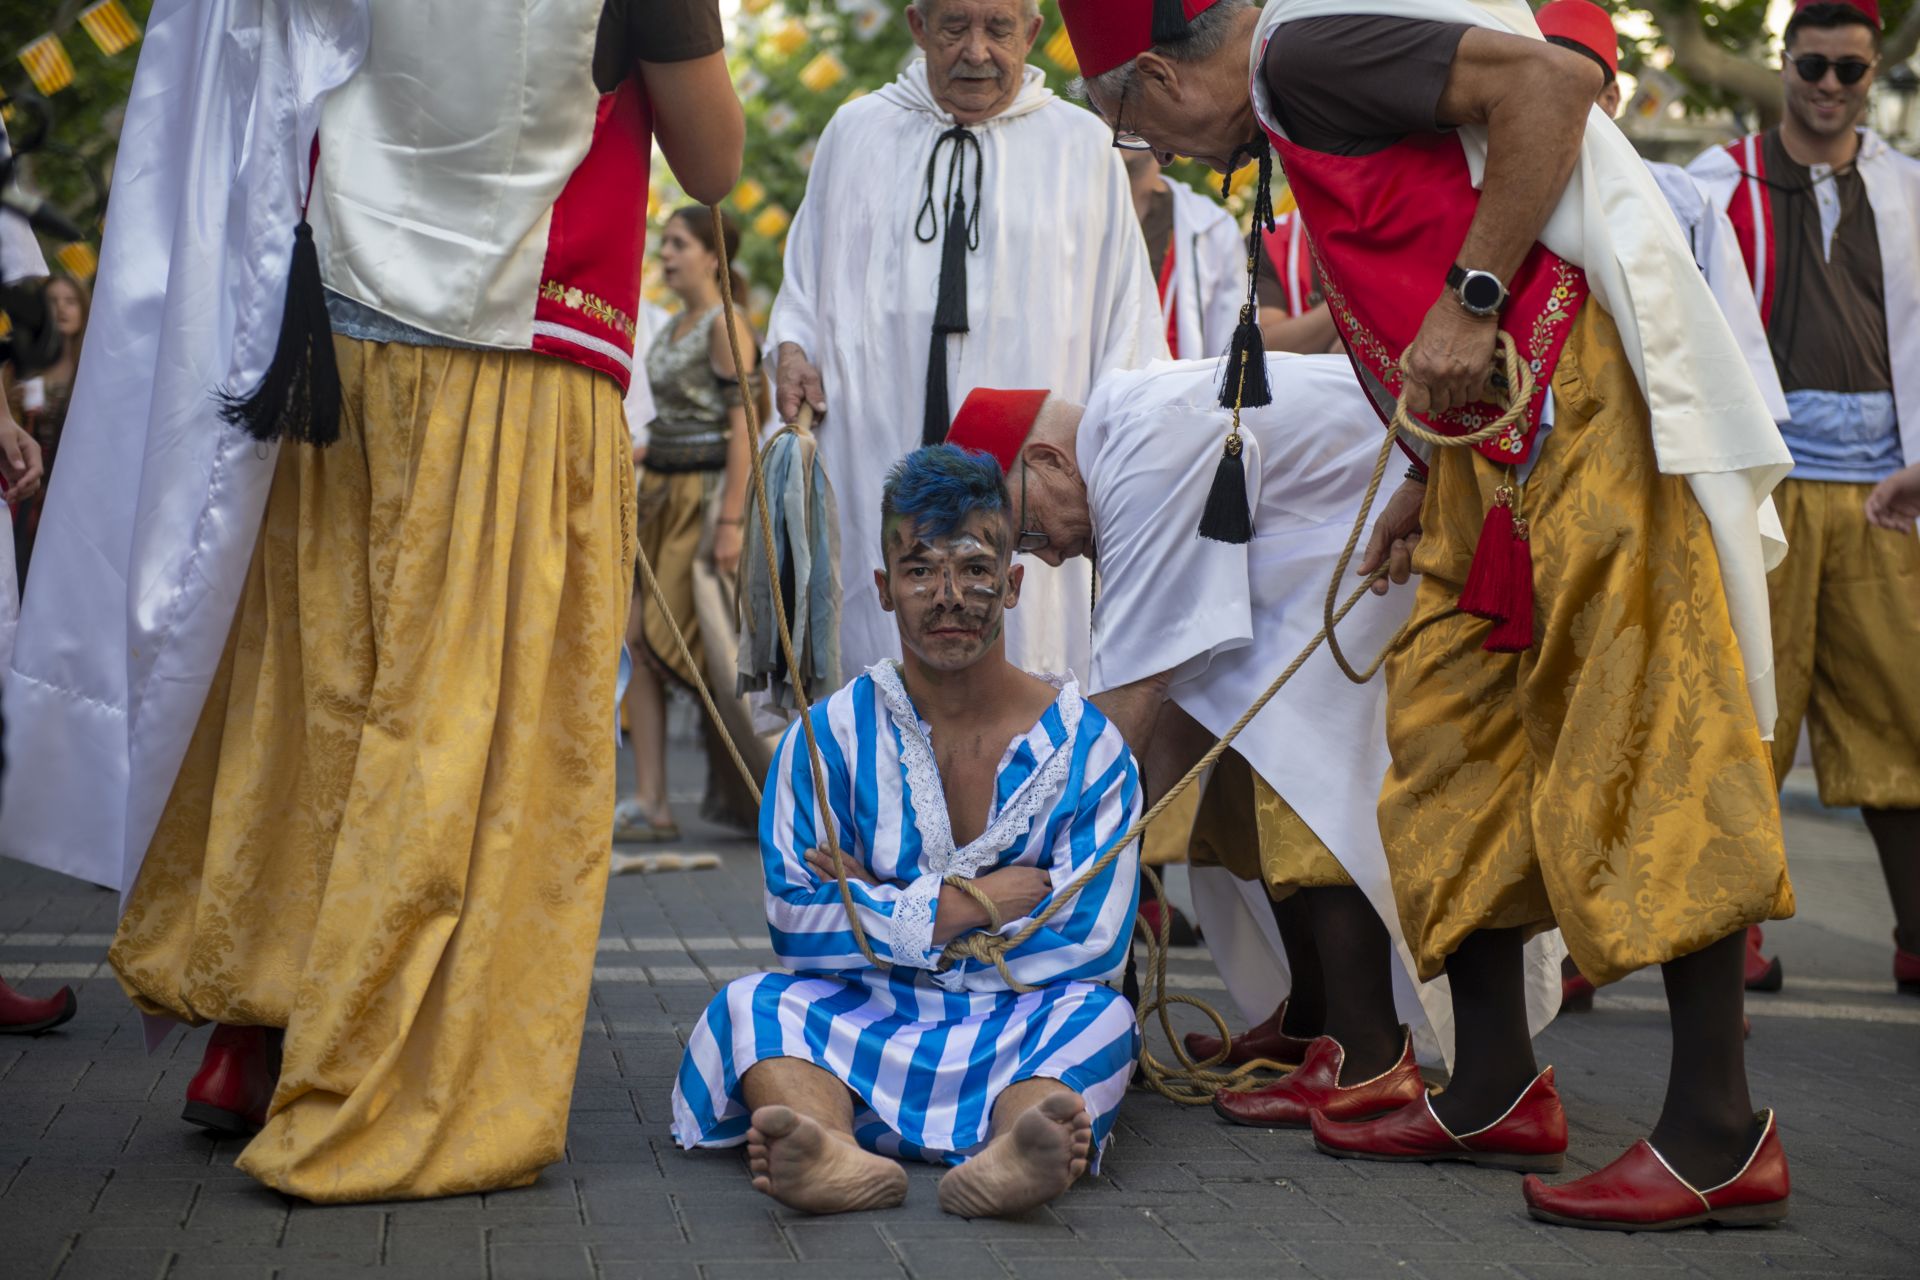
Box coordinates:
[631,206,1534,1101]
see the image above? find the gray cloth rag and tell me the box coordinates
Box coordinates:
[737,429,840,712]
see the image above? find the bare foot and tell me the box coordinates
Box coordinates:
[938,1091,1093,1218]
[744,1105,907,1214]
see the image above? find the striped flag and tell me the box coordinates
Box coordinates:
[19,34,75,95]
[1044,26,1079,75]
[57,243,98,281]
[79,1,142,56]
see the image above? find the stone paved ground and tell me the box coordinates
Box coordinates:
[2,740,1916,1279]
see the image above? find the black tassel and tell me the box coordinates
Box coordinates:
[217,220,340,447]
[932,189,970,333]
[1152,0,1191,43]
[923,327,952,447]
[1217,306,1271,410]
[1197,432,1253,544]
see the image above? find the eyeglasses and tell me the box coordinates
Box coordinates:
[1789,54,1875,86]
[1015,462,1050,553]
[1109,77,1153,152]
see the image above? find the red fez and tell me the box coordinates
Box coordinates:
[946,388,1050,472]
[1795,0,1882,23]
[1059,0,1227,81]
[1535,0,1619,75]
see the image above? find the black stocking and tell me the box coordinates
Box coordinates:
[1650,929,1759,1188]
[1863,808,1920,953]
[1272,892,1324,1039]
[1307,887,1404,1081]
[1429,928,1537,1133]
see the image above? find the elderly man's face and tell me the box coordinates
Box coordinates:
[876,511,1023,671]
[1012,451,1094,569]
[1781,23,1877,142]
[1085,63,1257,175]
[908,0,1042,125]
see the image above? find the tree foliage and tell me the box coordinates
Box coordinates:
[0,0,149,257]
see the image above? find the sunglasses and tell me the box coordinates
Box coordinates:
[1789,54,1875,85]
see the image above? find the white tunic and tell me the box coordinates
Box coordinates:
[1164,176,1247,359]
[767,60,1165,680]
[1080,355,1565,1066]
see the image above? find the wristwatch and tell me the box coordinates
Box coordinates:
[1445,264,1508,318]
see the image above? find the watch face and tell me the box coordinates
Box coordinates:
[1461,272,1503,313]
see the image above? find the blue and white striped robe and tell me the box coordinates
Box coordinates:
[673,662,1142,1168]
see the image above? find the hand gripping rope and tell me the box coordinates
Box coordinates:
[636,206,1530,1101]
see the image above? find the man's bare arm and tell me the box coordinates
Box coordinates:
[1401,30,1603,416]
[1090,672,1171,758]
[1139,702,1213,809]
[642,52,744,204]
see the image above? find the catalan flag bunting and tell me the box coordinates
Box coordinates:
[79,1,142,56]
[20,33,75,95]
[57,243,99,280]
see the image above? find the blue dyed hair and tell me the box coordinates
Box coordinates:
[880,444,1011,555]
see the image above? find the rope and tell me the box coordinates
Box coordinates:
[709,208,891,971]
[633,539,764,806]
[939,333,1534,1103]
[648,205,1533,1105]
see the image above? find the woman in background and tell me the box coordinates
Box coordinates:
[618,207,774,840]
[8,273,87,582]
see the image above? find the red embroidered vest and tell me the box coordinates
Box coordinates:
[531,77,654,391]
[1260,128,1589,466]
[1719,133,1777,328]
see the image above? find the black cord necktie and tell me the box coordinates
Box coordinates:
[916,125,983,446]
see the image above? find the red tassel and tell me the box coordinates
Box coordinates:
[1457,483,1534,653]
[1458,501,1513,618]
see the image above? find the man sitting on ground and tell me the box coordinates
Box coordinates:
[672,445,1142,1217]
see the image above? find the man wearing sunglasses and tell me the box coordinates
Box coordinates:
[1691,1,1920,1009]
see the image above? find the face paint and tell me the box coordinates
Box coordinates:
[883,515,1015,671]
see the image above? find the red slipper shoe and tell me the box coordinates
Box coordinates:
[1211,1030,1423,1129]
[1311,1067,1567,1173]
[0,979,78,1036]
[1743,926,1782,992]
[1895,938,1919,996]
[183,1024,282,1135]
[1560,973,1596,1013]
[1183,999,1315,1070]
[1522,1110,1788,1231]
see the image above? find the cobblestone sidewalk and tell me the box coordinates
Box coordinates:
[2,765,1915,1279]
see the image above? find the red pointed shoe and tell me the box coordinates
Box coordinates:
[1312,1067,1567,1173]
[0,978,77,1035]
[1523,1111,1789,1231]
[1743,926,1782,992]
[1183,999,1316,1070]
[1560,973,1596,1013]
[183,1024,282,1135]
[1894,938,1919,995]
[1211,1031,1423,1129]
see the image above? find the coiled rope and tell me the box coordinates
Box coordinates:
[640,206,1530,1102]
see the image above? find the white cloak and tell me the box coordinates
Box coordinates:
[1688,127,1920,484]
[767,59,1165,679]
[0,0,369,890]
[1255,0,1794,735]
[1164,176,1246,359]
[1644,161,1789,424]
[1080,355,1564,1068]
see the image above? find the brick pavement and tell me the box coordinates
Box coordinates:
[2,754,1916,1279]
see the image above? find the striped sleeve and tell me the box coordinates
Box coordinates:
[987,710,1142,993]
[760,698,947,974]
